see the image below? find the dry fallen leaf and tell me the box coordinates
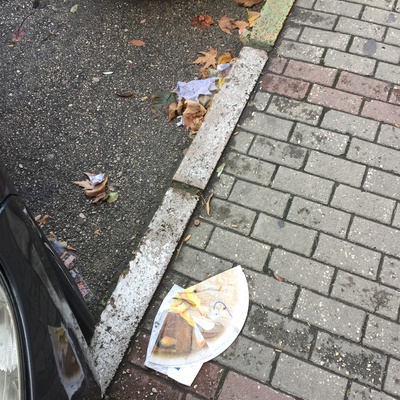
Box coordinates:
[248,10,260,27]
[234,20,249,33]
[168,99,185,122]
[236,0,263,7]
[193,47,218,73]
[191,14,214,30]
[205,193,213,216]
[217,52,232,65]
[84,176,108,198]
[219,15,236,35]
[93,229,101,236]
[130,39,145,46]
[182,100,207,131]
[183,234,192,242]
[274,274,285,282]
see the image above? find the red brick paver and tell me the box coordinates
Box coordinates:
[308,84,363,114]
[362,100,400,125]
[268,56,288,74]
[260,74,309,99]
[284,59,337,86]
[106,365,184,400]
[218,371,295,400]
[336,71,389,101]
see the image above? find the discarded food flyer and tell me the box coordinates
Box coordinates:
[145,266,249,385]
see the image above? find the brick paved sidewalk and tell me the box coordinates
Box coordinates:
[106,0,400,398]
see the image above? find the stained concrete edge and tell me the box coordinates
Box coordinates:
[173,46,268,190]
[249,0,295,50]
[90,187,199,393]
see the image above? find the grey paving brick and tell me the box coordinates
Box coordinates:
[230,130,254,153]
[294,289,366,340]
[224,151,276,185]
[364,168,400,200]
[380,256,400,290]
[332,270,400,319]
[213,173,235,199]
[240,112,294,141]
[324,49,376,76]
[273,166,334,204]
[201,198,256,236]
[314,233,381,278]
[244,305,314,357]
[173,246,233,281]
[331,184,395,223]
[282,26,302,40]
[347,138,400,175]
[217,334,275,382]
[336,17,386,41]
[350,217,400,257]
[295,0,315,8]
[392,206,400,228]
[376,62,400,85]
[300,27,350,50]
[252,213,317,256]
[288,196,351,237]
[350,0,395,9]
[272,354,348,400]
[290,123,349,156]
[314,0,362,18]
[245,269,297,314]
[362,7,400,28]
[385,358,400,396]
[385,27,400,45]
[378,124,400,150]
[312,331,387,387]
[185,221,214,249]
[349,382,397,400]
[321,110,379,141]
[249,136,307,169]
[269,248,334,293]
[251,91,271,111]
[306,151,366,187]
[364,315,400,357]
[290,8,338,28]
[277,40,324,64]
[206,227,270,271]
[350,37,400,64]
[229,180,290,217]
[268,95,323,126]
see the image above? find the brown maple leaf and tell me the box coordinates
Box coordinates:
[191,14,214,30]
[219,15,236,35]
[193,47,218,73]
[236,0,263,6]
[234,20,249,33]
[182,100,207,131]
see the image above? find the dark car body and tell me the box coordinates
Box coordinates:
[0,167,101,399]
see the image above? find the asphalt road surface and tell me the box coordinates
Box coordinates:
[0,0,251,317]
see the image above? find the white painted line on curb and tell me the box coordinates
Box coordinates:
[90,187,198,393]
[173,46,268,190]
